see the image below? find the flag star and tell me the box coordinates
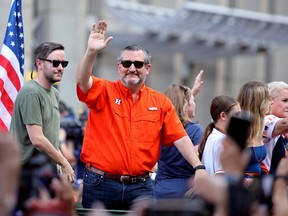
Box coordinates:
[2,0,25,86]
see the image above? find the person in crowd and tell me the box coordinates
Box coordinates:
[237,81,270,181]
[272,157,288,216]
[197,135,288,216]
[58,101,87,202]
[59,100,87,181]
[76,109,88,180]
[10,42,75,212]
[0,131,21,216]
[75,20,207,210]
[59,101,78,168]
[59,128,77,167]
[24,175,77,216]
[198,95,241,175]
[197,134,255,216]
[262,81,288,174]
[154,71,204,199]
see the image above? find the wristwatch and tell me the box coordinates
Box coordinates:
[193,165,206,172]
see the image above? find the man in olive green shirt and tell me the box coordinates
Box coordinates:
[10,42,75,211]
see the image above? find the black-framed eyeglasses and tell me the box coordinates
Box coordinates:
[39,58,69,68]
[121,60,145,69]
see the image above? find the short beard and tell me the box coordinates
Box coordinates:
[46,74,62,84]
[122,76,142,87]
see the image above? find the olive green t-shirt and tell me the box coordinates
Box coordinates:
[10,80,60,163]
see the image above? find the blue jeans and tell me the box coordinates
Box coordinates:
[154,178,190,199]
[82,168,154,210]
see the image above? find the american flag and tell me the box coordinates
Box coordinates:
[0,0,24,131]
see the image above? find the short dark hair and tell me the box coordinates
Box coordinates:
[116,45,152,64]
[34,42,65,64]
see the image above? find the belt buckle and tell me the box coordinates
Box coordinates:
[120,175,130,183]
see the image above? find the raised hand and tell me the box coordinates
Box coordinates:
[191,70,204,96]
[88,20,113,53]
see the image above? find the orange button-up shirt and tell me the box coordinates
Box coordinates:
[77,76,186,175]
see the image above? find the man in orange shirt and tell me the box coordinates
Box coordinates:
[76,20,207,211]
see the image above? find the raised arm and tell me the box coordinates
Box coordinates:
[75,20,113,93]
[191,70,204,96]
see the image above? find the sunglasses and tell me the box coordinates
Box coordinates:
[121,60,145,69]
[179,85,191,96]
[40,58,69,68]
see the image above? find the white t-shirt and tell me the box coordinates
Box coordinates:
[262,114,280,172]
[201,128,225,175]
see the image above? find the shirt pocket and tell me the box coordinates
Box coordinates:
[135,112,161,143]
[112,107,130,137]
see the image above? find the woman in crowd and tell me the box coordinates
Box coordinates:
[237,81,270,180]
[198,95,241,175]
[262,81,288,174]
[197,136,288,216]
[154,71,204,199]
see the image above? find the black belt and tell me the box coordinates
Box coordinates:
[86,165,149,184]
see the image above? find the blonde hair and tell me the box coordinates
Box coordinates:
[237,81,270,146]
[268,81,288,99]
[164,85,192,128]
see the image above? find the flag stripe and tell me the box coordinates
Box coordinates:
[0,66,19,103]
[0,55,21,92]
[0,118,8,131]
[0,0,24,131]
[0,46,22,91]
[0,79,14,115]
[0,100,11,131]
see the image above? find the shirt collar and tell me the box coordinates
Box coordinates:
[117,80,146,99]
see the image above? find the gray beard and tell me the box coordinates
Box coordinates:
[122,76,142,87]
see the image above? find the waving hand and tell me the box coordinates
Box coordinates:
[88,20,113,53]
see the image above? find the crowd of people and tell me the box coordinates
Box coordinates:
[2,19,288,216]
